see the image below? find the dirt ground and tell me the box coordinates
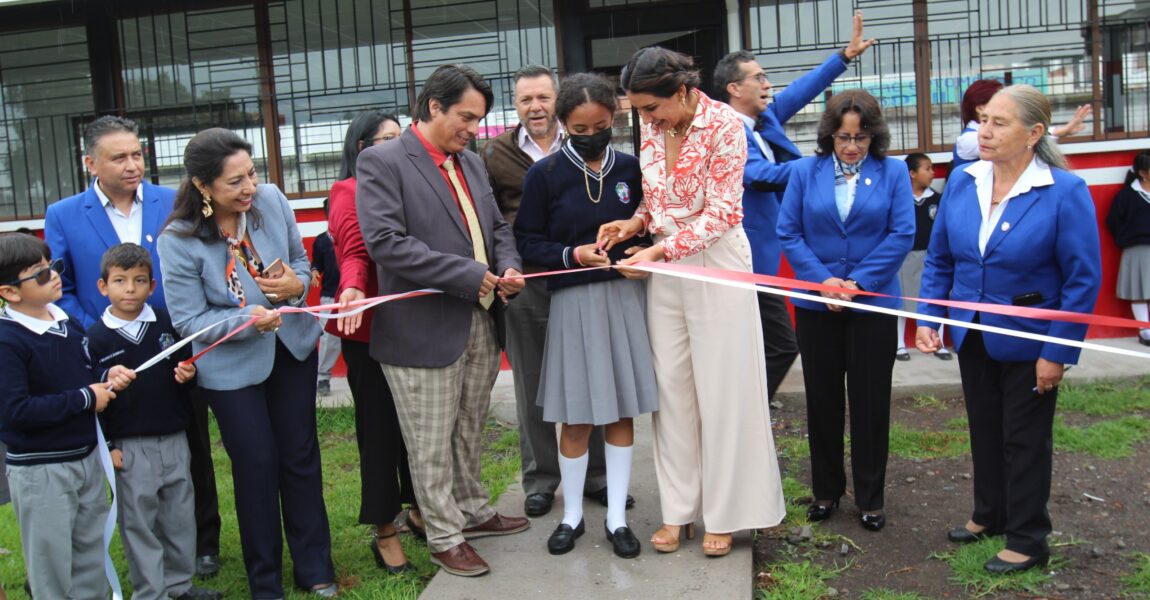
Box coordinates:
[754,393,1150,599]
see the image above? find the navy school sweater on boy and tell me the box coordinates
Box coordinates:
[86,305,192,441]
[0,305,98,466]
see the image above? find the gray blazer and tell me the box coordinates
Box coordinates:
[356,127,521,368]
[158,184,320,390]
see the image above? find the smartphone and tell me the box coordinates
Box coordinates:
[261,258,285,278]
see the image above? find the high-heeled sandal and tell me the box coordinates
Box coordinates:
[651,523,696,553]
[371,529,413,574]
[702,532,733,557]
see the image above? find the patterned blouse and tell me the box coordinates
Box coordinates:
[634,91,748,261]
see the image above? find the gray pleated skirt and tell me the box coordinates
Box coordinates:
[537,278,659,425]
[1117,245,1150,301]
[898,249,926,311]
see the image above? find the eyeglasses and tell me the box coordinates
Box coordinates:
[3,258,64,287]
[832,133,872,146]
[744,72,769,84]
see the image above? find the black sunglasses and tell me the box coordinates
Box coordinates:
[3,259,64,287]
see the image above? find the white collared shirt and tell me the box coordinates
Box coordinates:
[1132,178,1150,204]
[3,303,69,336]
[965,158,1054,255]
[913,187,936,206]
[94,178,145,245]
[517,125,563,163]
[101,303,156,339]
[737,112,776,163]
[955,120,981,161]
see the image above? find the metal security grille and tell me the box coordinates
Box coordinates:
[744,0,1150,154]
[0,25,93,221]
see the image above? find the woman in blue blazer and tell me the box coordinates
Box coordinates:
[777,89,914,532]
[158,129,336,598]
[917,85,1100,574]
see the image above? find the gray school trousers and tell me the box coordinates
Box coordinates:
[117,431,196,600]
[8,450,109,600]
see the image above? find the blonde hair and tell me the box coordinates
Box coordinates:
[993,84,1067,170]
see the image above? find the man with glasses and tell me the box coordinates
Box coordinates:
[43,115,224,579]
[712,10,874,405]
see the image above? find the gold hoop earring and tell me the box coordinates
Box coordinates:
[201,193,214,218]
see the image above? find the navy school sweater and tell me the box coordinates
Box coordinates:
[86,306,193,442]
[514,145,651,290]
[0,311,98,465]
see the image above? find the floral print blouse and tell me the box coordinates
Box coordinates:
[634,91,748,261]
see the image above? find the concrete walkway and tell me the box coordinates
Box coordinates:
[315,336,1149,599]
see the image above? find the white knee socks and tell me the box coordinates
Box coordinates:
[605,442,633,532]
[1133,303,1150,339]
[559,452,588,528]
[896,316,906,350]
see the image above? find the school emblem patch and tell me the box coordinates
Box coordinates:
[928,204,938,221]
[159,333,176,351]
[616,182,631,204]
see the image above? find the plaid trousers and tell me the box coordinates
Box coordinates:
[381,307,500,552]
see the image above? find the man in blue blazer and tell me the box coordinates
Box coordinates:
[44,115,223,578]
[713,9,875,401]
[44,116,175,330]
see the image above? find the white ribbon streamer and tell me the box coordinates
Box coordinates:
[632,264,1150,361]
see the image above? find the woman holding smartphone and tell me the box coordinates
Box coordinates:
[159,128,337,598]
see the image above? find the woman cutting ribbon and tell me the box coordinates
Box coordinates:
[158,128,337,598]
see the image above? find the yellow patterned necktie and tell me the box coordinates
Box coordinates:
[443,157,493,309]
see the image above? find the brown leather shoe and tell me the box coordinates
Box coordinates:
[430,542,490,577]
[462,513,530,538]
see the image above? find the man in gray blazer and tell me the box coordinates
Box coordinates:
[356,64,529,577]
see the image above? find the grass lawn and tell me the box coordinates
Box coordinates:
[0,406,521,599]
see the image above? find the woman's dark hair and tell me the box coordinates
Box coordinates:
[0,233,50,285]
[1125,149,1150,186]
[338,110,401,180]
[815,89,890,160]
[414,64,494,123]
[556,73,618,123]
[166,128,260,240]
[960,79,1003,125]
[620,47,701,98]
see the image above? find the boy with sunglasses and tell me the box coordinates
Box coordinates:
[0,232,134,598]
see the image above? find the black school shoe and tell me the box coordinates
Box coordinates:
[524,492,554,517]
[604,521,641,558]
[547,519,585,555]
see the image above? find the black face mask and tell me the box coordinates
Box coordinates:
[568,128,613,161]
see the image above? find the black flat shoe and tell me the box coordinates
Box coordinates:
[547,519,585,555]
[584,487,636,509]
[947,526,996,544]
[524,492,554,517]
[604,521,641,559]
[860,513,885,531]
[371,531,413,574]
[806,499,838,522]
[984,553,1049,574]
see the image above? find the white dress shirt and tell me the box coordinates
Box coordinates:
[517,125,563,163]
[94,178,145,245]
[965,158,1054,255]
[737,112,776,163]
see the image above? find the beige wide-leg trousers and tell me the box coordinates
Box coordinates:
[648,225,786,533]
